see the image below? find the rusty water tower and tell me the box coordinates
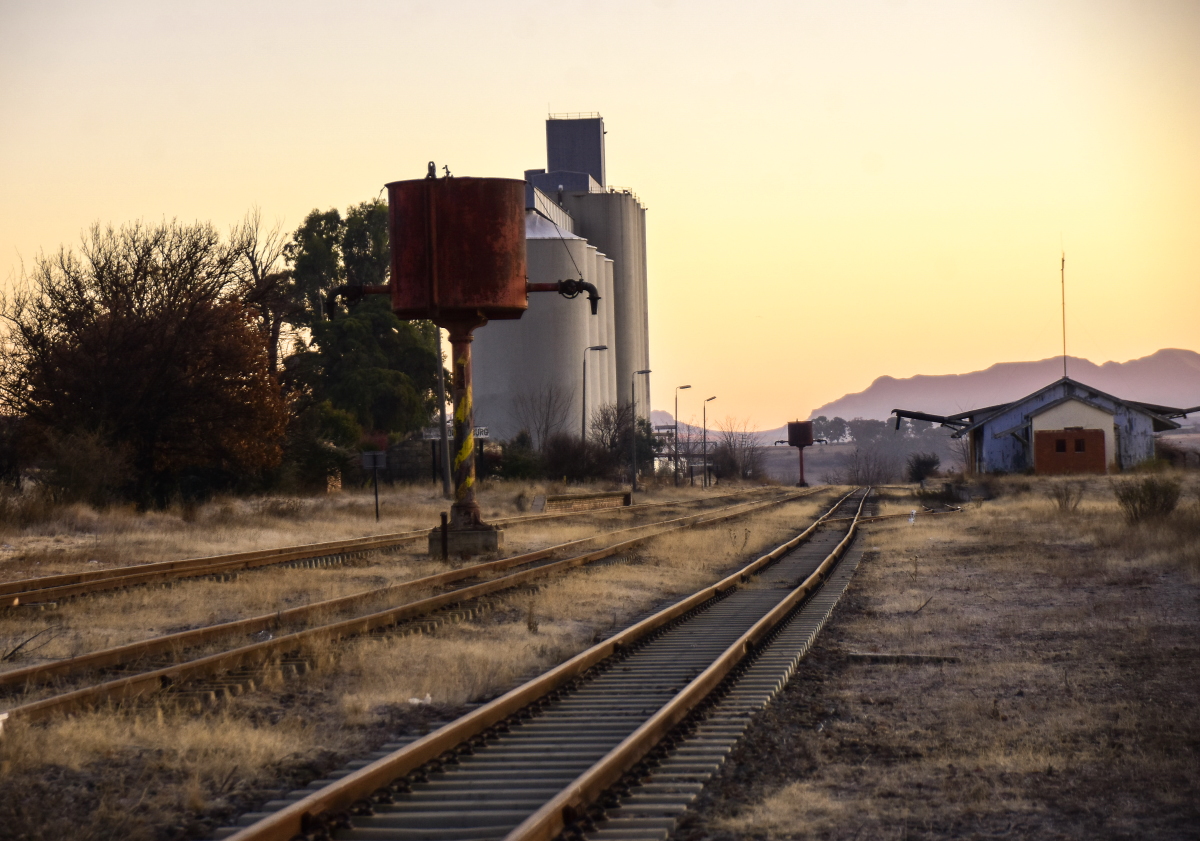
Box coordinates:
[328,165,598,555]
[785,420,814,487]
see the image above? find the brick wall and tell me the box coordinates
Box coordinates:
[1034,428,1107,475]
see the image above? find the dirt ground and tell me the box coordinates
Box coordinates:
[678,476,1200,840]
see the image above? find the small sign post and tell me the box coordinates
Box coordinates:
[360,451,387,521]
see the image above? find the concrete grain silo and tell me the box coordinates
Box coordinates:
[472,114,651,444]
[471,212,593,445]
[560,189,651,413]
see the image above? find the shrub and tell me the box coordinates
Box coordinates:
[906,452,941,483]
[1046,481,1085,514]
[542,433,609,482]
[1112,475,1182,523]
[496,431,542,480]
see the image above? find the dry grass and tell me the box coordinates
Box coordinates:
[1,477,723,582]
[329,499,830,714]
[0,485,777,675]
[0,489,837,839]
[691,474,1200,840]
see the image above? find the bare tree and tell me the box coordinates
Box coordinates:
[948,435,971,474]
[823,446,899,485]
[513,383,574,450]
[229,208,295,372]
[712,416,765,480]
[588,402,631,452]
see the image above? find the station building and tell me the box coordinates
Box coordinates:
[472,115,651,444]
[893,377,1197,475]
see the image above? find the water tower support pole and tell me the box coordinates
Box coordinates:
[447,321,484,529]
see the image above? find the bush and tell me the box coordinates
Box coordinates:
[496,432,542,480]
[1046,481,1085,514]
[1112,475,1182,523]
[906,452,941,483]
[542,433,610,482]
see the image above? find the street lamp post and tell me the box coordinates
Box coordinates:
[703,396,716,488]
[674,385,691,487]
[581,345,608,441]
[631,369,651,494]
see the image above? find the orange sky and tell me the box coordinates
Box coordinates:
[2,0,1197,429]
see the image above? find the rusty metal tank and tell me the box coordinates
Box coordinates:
[386,176,528,324]
[787,421,814,448]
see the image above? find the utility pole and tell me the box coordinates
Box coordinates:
[703,396,716,487]
[1061,251,1067,379]
[674,384,691,487]
[582,345,608,440]
[631,369,651,494]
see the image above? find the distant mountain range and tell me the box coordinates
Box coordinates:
[807,348,1200,421]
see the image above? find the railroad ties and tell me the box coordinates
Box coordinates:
[215,489,874,841]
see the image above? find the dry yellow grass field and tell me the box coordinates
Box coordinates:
[0,482,774,675]
[0,479,750,583]
[0,487,838,840]
[680,473,1200,840]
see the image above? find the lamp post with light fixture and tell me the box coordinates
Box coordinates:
[703,396,716,487]
[581,345,608,441]
[631,369,651,494]
[674,385,691,486]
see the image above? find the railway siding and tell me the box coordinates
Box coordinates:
[212,490,871,841]
[0,489,822,726]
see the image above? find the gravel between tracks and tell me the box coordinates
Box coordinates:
[675,486,1200,841]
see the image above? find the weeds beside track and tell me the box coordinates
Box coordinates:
[213,489,872,841]
[1,487,776,607]
[0,488,825,728]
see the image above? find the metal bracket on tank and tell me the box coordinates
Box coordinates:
[526,279,601,315]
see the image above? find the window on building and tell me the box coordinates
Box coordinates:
[1055,439,1067,453]
[1075,438,1086,453]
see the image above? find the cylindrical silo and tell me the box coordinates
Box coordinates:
[560,191,648,416]
[472,211,593,445]
[637,204,651,414]
[601,256,617,409]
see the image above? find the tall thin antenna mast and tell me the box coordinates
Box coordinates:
[1060,251,1067,378]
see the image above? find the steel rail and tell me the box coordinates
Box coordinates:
[0,489,814,693]
[824,507,962,524]
[0,489,825,724]
[504,490,870,841]
[213,490,861,841]
[1,487,777,605]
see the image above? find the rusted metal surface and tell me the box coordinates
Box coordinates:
[447,323,488,530]
[787,420,814,448]
[386,176,528,324]
[214,490,854,841]
[1,490,819,722]
[526,279,601,315]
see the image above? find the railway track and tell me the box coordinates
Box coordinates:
[213,488,874,841]
[0,487,827,727]
[1,487,776,607]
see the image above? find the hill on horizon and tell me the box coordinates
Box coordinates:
[806,348,1200,422]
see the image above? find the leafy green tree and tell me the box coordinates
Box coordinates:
[281,198,443,442]
[283,207,343,328]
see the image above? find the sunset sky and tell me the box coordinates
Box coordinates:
[2,0,1197,429]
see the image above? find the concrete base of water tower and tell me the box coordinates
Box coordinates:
[428,526,504,559]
